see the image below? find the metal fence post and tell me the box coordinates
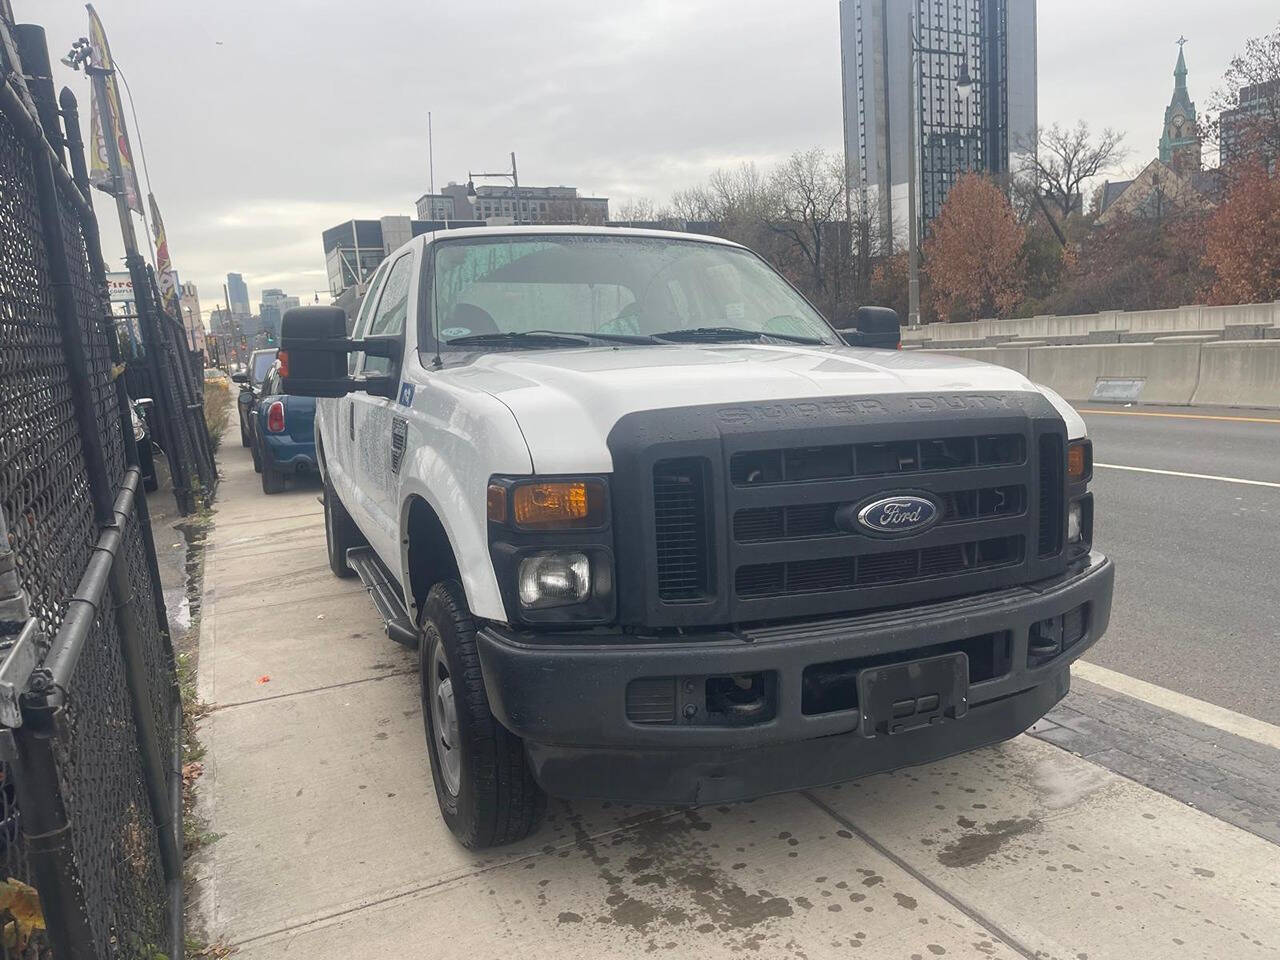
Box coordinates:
[60,84,175,664]
[12,688,98,960]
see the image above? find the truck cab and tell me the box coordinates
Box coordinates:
[280,226,1113,849]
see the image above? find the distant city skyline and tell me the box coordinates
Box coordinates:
[14,0,1277,314]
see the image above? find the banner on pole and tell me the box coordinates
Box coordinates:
[87,4,142,214]
[148,193,181,316]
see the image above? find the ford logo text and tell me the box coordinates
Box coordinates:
[847,495,941,537]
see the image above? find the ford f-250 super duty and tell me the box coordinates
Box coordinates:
[279,226,1114,849]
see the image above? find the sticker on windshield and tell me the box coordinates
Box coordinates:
[725,302,745,321]
[398,382,415,407]
[441,326,470,338]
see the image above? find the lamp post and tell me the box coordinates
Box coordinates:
[906,13,974,327]
[466,151,523,224]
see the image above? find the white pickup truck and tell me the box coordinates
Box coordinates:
[280,226,1114,849]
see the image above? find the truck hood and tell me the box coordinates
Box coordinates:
[445,343,1083,473]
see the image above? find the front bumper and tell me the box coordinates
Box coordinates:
[476,552,1114,804]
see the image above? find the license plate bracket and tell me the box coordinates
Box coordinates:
[856,652,969,738]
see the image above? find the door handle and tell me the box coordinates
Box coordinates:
[347,400,355,442]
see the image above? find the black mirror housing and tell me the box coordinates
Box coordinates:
[231,372,248,384]
[843,306,901,350]
[280,306,355,398]
[279,305,402,399]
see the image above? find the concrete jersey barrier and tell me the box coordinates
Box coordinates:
[923,339,1280,408]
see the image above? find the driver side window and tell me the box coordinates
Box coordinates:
[360,252,414,377]
[349,260,390,375]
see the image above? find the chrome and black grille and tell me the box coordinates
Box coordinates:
[736,536,1024,597]
[616,392,1071,628]
[653,458,712,600]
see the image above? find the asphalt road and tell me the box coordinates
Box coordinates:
[1075,405,1280,724]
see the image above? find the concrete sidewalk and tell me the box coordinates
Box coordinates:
[193,444,1280,959]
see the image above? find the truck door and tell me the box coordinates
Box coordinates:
[349,248,416,566]
[330,259,389,509]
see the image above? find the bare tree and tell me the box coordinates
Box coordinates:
[767,149,847,306]
[611,197,673,223]
[1022,122,1127,245]
[1207,22,1280,170]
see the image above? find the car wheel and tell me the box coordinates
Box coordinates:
[323,475,362,578]
[420,580,545,849]
[240,423,250,447]
[251,441,262,473]
[261,464,285,494]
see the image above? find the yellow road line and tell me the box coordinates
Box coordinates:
[1077,408,1280,425]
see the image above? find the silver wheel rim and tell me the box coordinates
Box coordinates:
[429,648,462,796]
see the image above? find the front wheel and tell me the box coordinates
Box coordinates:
[323,475,362,578]
[420,580,545,849]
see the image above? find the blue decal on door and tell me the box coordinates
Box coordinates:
[398,382,415,407]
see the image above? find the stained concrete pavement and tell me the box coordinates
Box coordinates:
[191,442,1280,959]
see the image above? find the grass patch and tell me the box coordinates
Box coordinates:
[203,380,231,454]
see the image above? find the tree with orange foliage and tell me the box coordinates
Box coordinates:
[923,173,1026,320]
[1203,162,1280,304]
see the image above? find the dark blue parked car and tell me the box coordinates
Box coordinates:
[252,362,317,494]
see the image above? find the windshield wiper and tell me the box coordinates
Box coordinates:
[446,331,593,348]
[652,326,827,345]
[446,329,660,348]
[525,329,660,345]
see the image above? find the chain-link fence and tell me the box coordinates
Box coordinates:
[0,18,195,960]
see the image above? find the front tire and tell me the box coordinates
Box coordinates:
[419,581,544,849]
[323,475,362,578]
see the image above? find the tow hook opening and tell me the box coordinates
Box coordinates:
[706,672,775,724]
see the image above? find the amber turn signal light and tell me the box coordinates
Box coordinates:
[1067,440,1092,482]
[486,484,507,524]
[509,480,605,529]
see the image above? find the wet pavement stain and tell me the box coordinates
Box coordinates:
[895,892,919,910]
[937,817,1039,868]
[555,807,796,943]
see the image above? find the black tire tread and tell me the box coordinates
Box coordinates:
[422,581,545,848]
[324,475,361,578]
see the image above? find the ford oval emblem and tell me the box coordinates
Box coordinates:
[849,494,940,537]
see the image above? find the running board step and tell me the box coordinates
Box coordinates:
[346,547,417,648]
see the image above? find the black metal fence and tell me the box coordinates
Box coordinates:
[0,18,198,960]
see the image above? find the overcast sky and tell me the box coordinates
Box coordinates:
[15,0,1278,321]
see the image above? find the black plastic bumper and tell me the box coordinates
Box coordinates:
[476,552,1114,804]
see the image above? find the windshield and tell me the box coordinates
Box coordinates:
[425,234,837,351]
[250,351,276,384]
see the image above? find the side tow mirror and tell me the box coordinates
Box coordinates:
[842,306,901,350]
[279,305,400,399]
[231,372,249,384]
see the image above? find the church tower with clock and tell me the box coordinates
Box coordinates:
[1159,39,1203,174]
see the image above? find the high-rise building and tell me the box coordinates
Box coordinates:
[226,272,250,316]
[839,0,1037,251]
[258,288,301,338]
[321,215,484,296]
[428,181,609,225]
[1220,78,1279,170]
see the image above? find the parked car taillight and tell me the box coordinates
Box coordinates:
[266,400,286,433]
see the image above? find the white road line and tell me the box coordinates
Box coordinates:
[1095,462,1280,489]
[1073,660,1280,751]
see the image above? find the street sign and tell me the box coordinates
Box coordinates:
[106,271,134,302]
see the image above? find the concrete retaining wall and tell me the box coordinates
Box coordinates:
[923,339,1280,408]
[903,300,1280,344]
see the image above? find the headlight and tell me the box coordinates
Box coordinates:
[1068,501,1082,543]
[517,551,591,609]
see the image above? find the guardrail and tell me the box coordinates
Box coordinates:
[0,18,186,960]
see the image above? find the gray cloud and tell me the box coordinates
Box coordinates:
[15,0,1276,318]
